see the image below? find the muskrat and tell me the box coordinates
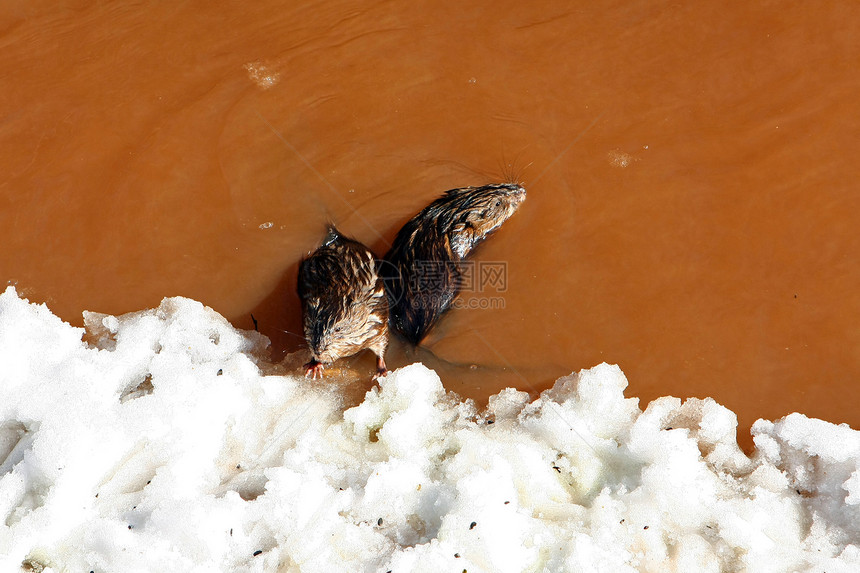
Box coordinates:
[297,227,389,379]
[383,183,526,344]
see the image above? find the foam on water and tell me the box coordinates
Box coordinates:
[1,286,858,572]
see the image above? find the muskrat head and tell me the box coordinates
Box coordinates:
[443,183,526,258]
[303,295,385,364]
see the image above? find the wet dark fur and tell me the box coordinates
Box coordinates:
[297,227,389,377]
[383,183,526,344]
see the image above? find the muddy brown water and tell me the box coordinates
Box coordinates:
[3,1,859,451]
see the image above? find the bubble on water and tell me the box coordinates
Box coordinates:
[244,61,280,89]
[608,149,636,168]
[258,222,274,229]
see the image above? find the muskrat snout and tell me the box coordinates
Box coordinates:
[501,183,526,201]
[308,332,341,364]
[311,345,337,364]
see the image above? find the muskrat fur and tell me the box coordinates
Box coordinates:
[297,227,389,379]
[383,183,526,344]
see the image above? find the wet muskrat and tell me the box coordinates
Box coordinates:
[383,183,526,344]
[297,227,389,379]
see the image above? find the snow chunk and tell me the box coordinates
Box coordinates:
[1,287,860,572]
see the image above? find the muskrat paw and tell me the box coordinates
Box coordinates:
[373,357,388,380]
[372,367,388,381]
[304,360,325,380]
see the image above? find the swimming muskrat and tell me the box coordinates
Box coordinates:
[383,183,526,344]
[297,227,389,379]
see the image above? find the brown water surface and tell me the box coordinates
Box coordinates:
[3,1,859,450]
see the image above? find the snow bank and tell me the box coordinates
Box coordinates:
[0,286,858,572]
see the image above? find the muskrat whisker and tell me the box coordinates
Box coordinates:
[498,146,532,185]
[518,161,534,183]
[277,328,306,341]
[420,158,498,182]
